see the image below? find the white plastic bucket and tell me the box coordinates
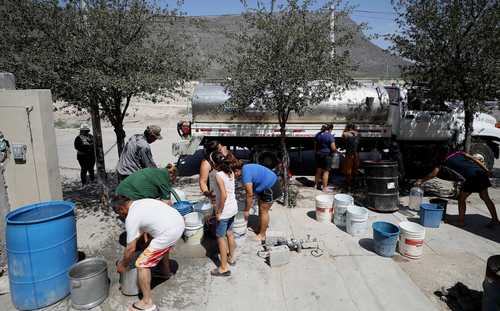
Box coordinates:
[184,224,204,246]
[195,201,213,221]
[346,206,369,236]
[184,212,202,228]
[315,195,334,223]
[172,188,186,203]
[233,212,247,236]
[334,194,354,227]
[399,221,426,259]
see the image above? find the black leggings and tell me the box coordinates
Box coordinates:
[77,154,95,185]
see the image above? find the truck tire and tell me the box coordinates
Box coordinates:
[471,142,494,171]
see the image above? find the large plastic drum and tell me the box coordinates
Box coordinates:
[6,201,77,310]
[364,160,399,212]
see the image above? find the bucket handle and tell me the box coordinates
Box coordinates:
[71,280,82,288]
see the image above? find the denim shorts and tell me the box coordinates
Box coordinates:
[216,216,235,238]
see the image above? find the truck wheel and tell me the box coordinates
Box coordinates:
[471,142,494,171]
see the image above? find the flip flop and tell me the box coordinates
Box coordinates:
[130,302,158,311]
[210,269,231,277]
[228,259,236,266]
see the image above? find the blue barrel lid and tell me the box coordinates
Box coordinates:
[6,200,75,225]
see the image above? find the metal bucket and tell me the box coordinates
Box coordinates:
[68,258,109,310]
[120,268,139,296]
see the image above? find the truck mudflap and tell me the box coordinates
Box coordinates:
[172,136,203,157]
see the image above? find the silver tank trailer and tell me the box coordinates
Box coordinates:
[192,83,390,125]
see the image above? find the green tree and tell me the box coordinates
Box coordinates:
[391,0,500,152]
[222,0,357,203]
[0,0,203,184]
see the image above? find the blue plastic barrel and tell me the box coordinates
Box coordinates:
[420,203,443,228]
[173,201,194,216]
[6,201,77,310]
[372,221,400,257]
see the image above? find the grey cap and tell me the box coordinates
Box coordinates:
[80,123,90,131]
[146,125,162,140]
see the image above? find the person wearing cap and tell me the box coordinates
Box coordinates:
[116,125,162,181]
[74,124,95,186]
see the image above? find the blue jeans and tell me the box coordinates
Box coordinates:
[216,216,235,238]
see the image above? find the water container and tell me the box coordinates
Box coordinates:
[184,212,203,228]
[331,153,340,169]
[334,194,354,228]
[429,198,448,222]
[419,203,443,228]
[364,161,399,212]
[408,187,424,212]
[399,221,425,259]
[171,188,186,203]
[346,206,368,236]
[173,201,194,216]
[372,221,400,257]
[315,195,334,223]
[233,212,248,236]
[6,201,77,310]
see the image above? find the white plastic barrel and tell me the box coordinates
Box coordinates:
[346,206,369,236]
[398,221,426,259]
[334,194,354,227]
[315,194,334,223]
[183,212,204,246]
[233,212,248,236]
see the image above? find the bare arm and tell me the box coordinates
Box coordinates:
[244,183,254,212]
[117,238,138,272]
[330,142,337,153]
[199,160,211,195]
[416,167,440,186]
[215,174,227,219]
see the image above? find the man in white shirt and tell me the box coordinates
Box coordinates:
[114,196,184,311]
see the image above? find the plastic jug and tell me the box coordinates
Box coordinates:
[409,187,424,211]
[331,153,340,169]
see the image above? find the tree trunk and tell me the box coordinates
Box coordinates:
[0,164,10,271]
[90,102,107,183]
[280,128,289,208]
[114,124,126,157]
[464,106,474,153]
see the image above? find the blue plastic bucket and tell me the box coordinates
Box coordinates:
[6,201,77,310]
[419,203,443,228]
[173,201,194,216]
[372,221,400,257]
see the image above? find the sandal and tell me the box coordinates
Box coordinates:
[228,258,236,266]
[130,302,158,311]
[210,269,231,277]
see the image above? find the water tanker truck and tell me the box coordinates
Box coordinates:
[174,83,500,178]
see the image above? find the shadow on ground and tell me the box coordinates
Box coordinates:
[447,214,500,244]
[434,282,482,311]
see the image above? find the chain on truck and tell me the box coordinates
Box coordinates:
[173,83,500,179]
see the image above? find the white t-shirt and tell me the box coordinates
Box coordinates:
[125,199,185,249]
[214,171,238,220]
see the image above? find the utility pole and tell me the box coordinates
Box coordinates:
[330,4,335,57]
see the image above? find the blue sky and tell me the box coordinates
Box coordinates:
[165,0,398,49]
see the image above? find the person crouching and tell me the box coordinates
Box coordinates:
[114,196,184,311]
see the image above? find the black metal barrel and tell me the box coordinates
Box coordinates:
[364,160,399,212]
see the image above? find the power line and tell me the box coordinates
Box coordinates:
[352,10,397,16]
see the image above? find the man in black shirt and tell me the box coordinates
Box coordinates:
[74,123,95,186]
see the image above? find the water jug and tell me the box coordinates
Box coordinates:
[331,153,340,169]
[409,187,424,211]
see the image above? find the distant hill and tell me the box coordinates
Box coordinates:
[158,14,407,80]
